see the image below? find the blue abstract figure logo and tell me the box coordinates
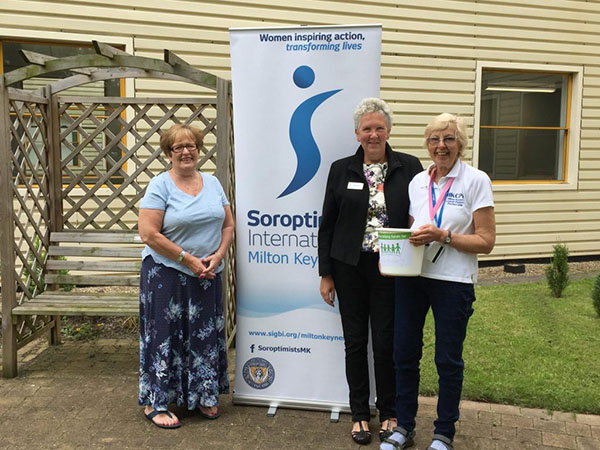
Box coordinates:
[278,65,342,198]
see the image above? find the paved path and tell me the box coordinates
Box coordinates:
[1,338,599,449]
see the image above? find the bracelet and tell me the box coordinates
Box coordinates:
[176,250,186,263]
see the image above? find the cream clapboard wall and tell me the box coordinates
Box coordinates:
[1,0,600,261]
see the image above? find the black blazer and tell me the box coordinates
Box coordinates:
[318,144,423,276]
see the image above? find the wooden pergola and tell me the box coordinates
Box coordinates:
[0,41,236,377]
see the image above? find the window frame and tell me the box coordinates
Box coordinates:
[0,28,133,91]
[0,31,134,188]
[473,61,583,191]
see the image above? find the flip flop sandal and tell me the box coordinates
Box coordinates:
[144,409,181,429]
[198,406,221,420]
[351,421,372,445]
[379,419,397,442]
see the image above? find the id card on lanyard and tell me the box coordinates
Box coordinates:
[427,169,454,263]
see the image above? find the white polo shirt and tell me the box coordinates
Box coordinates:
[408,160,494,284]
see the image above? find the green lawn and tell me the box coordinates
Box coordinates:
[418,277,600,414]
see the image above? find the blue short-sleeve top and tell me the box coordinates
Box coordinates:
[140,171,229,276]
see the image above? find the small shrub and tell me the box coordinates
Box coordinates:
[59,275,75,292]
[545,243,570,298]
[61,317,97,341]
[592,274,600,318]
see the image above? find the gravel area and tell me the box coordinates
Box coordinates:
[478,259,600,282]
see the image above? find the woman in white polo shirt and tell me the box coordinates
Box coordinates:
[380,113,495,450]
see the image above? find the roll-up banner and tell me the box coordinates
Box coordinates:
[230,24,382,411]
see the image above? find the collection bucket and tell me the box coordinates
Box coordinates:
[376,228,424,276]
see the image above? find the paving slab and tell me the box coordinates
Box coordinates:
[1,338,599,450]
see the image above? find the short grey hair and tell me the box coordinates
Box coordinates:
[423,113,468,158]
[353,97,393,130]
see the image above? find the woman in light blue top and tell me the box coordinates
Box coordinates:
[138,124,234,429]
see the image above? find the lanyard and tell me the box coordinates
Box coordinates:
[428,169,455,228]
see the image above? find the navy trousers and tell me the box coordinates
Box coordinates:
[332,252,396,423]
[394,276,475,440]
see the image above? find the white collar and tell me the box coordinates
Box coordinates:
[426,159,461,181]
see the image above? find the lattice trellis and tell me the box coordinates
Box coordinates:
[4,93,55,345]
[56,97,219,231]
[224,99,237,348]
[1,42,236,377]
[55,96,237,343]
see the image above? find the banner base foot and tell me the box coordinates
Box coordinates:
[267,405,278,417]
[330,410,340,423]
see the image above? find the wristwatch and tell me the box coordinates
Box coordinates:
[177,250,186,263]
[444,230,452,245]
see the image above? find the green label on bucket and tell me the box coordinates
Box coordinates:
[380,242,404,255]
[379,232,411,240]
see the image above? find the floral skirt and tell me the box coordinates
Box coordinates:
[138,256,229,411]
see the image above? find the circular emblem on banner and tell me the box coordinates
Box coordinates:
[242,357,275,389]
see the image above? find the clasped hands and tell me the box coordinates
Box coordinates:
[185,252,224,279]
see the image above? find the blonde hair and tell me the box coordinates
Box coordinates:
[423,113,468,157]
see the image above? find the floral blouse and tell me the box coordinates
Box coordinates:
[362,162,389,252]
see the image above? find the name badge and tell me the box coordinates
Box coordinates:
[347,182,364,190]
[425,242,445,264]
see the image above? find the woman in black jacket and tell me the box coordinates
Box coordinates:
[318,98,423,445]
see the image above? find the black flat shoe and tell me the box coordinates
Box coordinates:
[379,419,397,442]
[351,421,372,445]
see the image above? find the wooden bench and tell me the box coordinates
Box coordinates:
[12,231,143,317]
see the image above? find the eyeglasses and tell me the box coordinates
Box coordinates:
[427,136,457,146]
[171,143,198,153]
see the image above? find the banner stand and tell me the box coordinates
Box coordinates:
[230,23,382,415]
[233,393,378,421]
[233,393,350,415]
